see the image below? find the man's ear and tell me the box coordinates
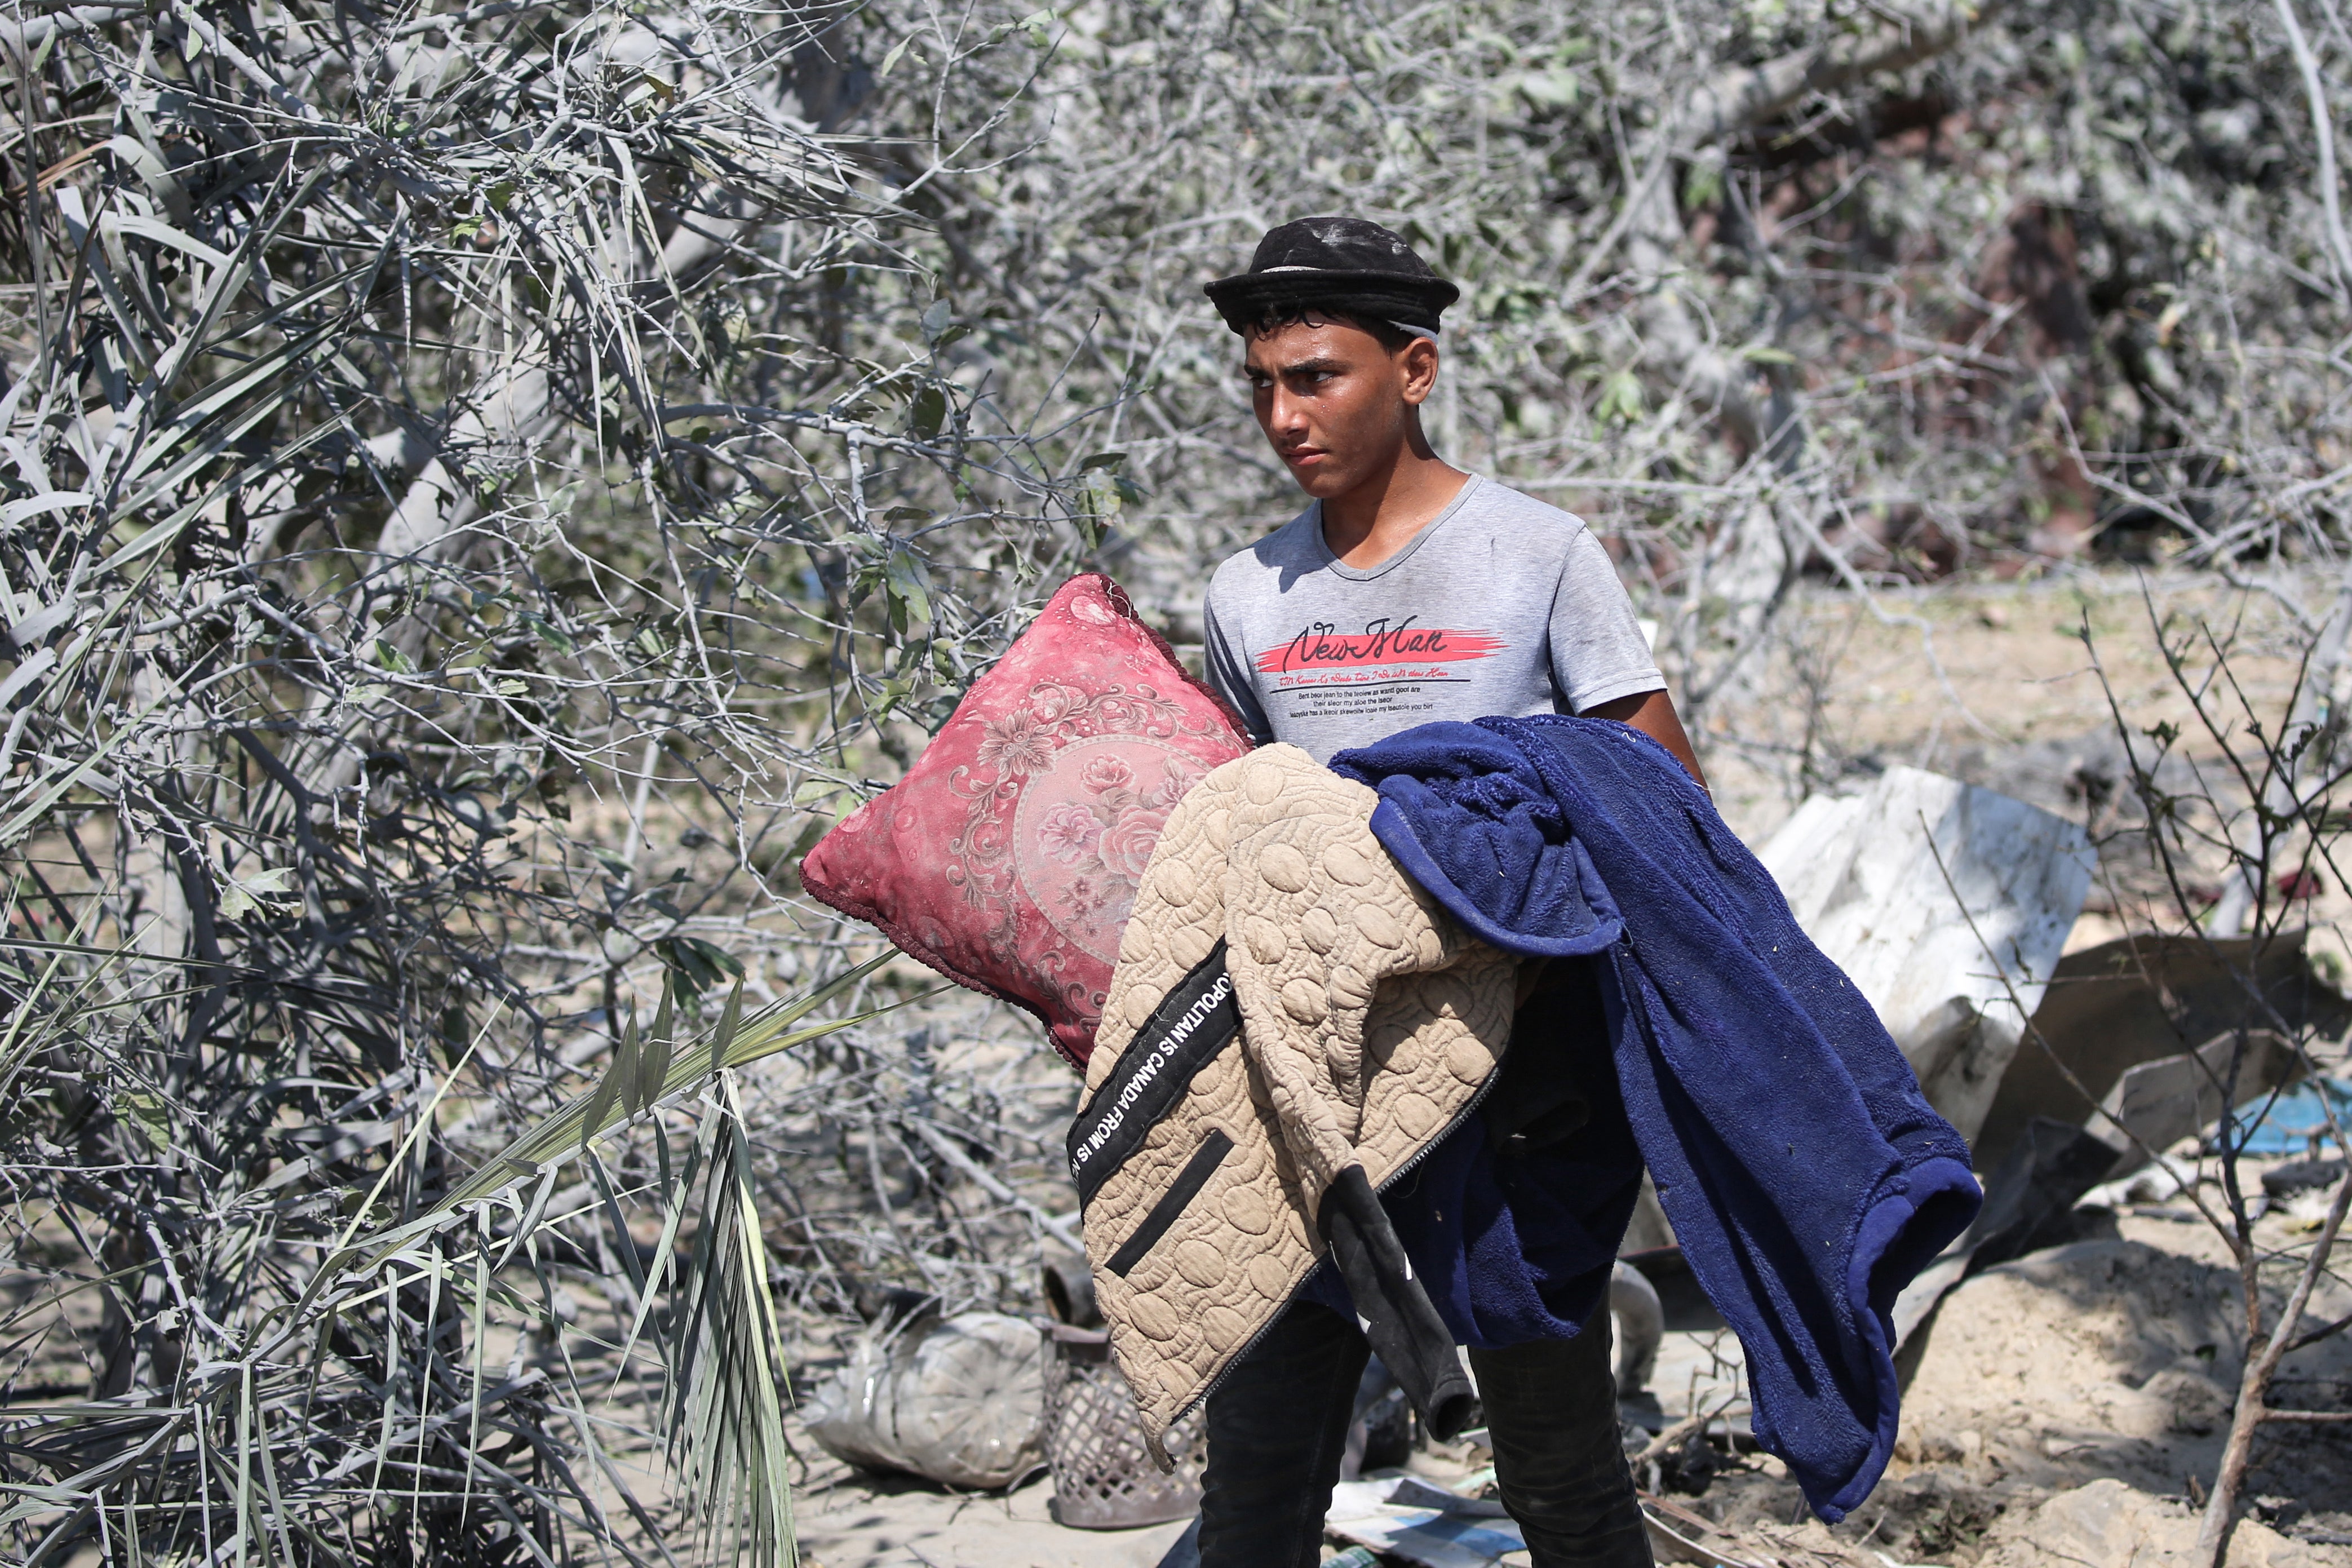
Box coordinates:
[1398,336,1440,406]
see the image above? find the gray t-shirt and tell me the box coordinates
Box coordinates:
[1201,475,1663,764]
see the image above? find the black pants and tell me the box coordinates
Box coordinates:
[1195,1301,1653,1568]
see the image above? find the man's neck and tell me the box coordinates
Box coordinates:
[1318,444,1469,570]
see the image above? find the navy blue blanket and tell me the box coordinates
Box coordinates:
[1331,716,1980,1522]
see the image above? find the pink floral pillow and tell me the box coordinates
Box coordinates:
[800,574,1249,1068]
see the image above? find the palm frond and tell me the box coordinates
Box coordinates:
[439,953,911,1214]
[662,1075,798,1568]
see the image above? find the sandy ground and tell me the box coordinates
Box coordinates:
[1699,569,2312,827]
[790,1462,1196,1568]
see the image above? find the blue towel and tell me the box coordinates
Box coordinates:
[1330,716,1981,1523]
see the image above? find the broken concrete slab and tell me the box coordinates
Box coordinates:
[2090,1029,2299,1173]
[1758,765,2095,1145]
[1964,1115,2125,1264]
[1977,932,2351,1173]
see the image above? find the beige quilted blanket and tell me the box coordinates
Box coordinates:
[1073,745,1516,1446]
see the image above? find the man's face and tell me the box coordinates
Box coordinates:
[1241,317,1434,499]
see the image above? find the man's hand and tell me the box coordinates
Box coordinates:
[1583,689,1709,794]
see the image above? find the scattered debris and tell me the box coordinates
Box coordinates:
[803,1310,1048,1490]
[1043,1250,1104,1328]
[1341,1357,1413,1481]
[2242,1075,2352,1157]
[1325,1474,1528,1567]
[1644,1420,1729,1496]
[1759,765,2094,1144]
[1614,1260,1666,1397]
[2077,1155,2202,1211]
[2264,1157,2348,1200]
[1618,1247,1752,1458]
[808,827,2352,1563]
[1041,1322,1204,1527]
[1963,1116,2122,1262]
[1637,1487,1893,1567]
[1977,933,2350,1172]
[1945,727,2154,826]
[2090,1029,2298,1174]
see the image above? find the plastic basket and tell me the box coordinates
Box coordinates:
[1040,1323,1205,1529]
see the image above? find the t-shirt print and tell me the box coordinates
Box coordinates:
[1200,476,1664,765]
[1253,617,1508,732]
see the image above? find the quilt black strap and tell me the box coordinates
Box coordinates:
[1067,941,1240,1206]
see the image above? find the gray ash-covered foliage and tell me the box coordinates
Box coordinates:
[0,0,1103,1562]
[862,0,2349,734]
[0,0,2347,1563]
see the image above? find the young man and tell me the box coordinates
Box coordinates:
[1189,217,1700,1567]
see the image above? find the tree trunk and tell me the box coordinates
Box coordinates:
[2198,1138,2352,1561]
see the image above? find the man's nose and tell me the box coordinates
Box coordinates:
[1263,384,1308,438]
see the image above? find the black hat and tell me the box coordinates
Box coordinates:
[1204,216,1460,336]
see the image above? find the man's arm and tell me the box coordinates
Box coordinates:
[1200,592,1274,745]
[1585,688,1709,794]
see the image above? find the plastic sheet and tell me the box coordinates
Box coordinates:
[804,1311,1047,1490]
